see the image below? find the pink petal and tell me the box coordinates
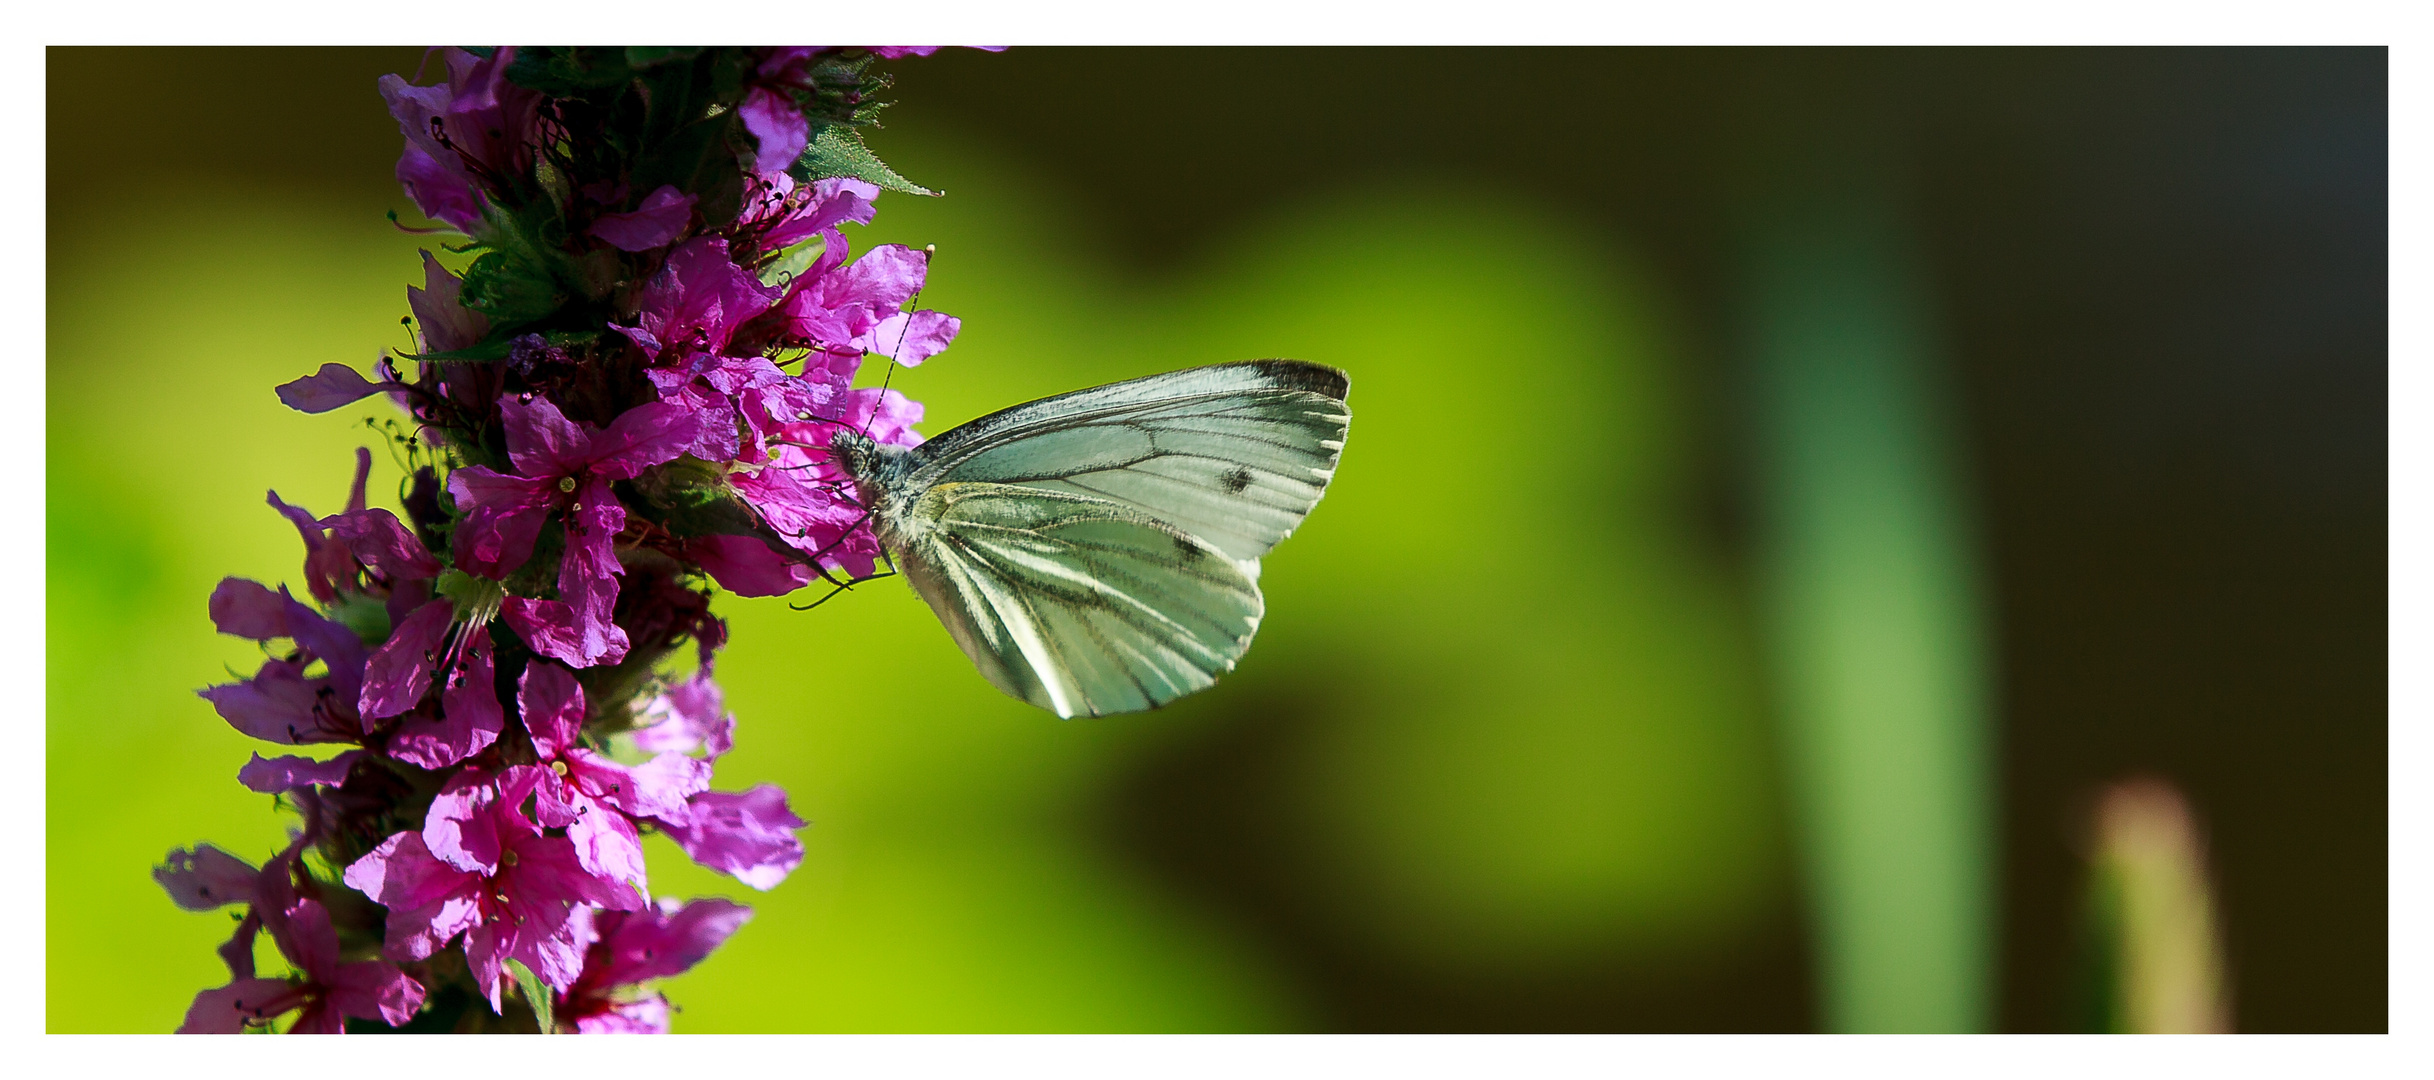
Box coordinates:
[445,467,554,577]
[357,599,455,720]
[208,577,287,639]
[634,669,737,759]
[346,830,479,915]
[155,844,259,911]
[177,978,305,1034]
[829,243,930,311]
[324,959,427,1028]
[663,784,806,891]
[280,591,368,706]
[588,402,701,479]
[275,898,345,984]
[859,308,960,367]
[686,534,815,598]
[739,85,809,175]
[395,144,484,234]
[408,249,490,352]
[199,659,353,745]
[566,804,649,889]
[574,995,671,1034]
[501,395,595,479]
[421,771,513,875]
[517,660,587,758]
[389,625,503,770]
[598,897,753,985]
[275,363,383,414]
[570,748,709,823]
[588,184,697,251]
[236,751,362,794]
[322,508,442,582]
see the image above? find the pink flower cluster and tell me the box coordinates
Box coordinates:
[159,45,968,1033]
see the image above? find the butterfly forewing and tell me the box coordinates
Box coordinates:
[906,361,1351,566]
[895,483,1265,718]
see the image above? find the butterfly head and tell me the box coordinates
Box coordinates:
[827,427,878,480]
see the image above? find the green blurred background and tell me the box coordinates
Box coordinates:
[46,48,2385,1032]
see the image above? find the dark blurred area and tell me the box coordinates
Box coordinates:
[49,47,2384,1032]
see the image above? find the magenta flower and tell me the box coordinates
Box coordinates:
[776,240,961,370]
[464,661,711,889]
[589,185,698,252]
[378,47,542,232]
[237,751,364,794]
[557,898,752,1033]
[614,237,781,364]
[658,784,806,891]
[736,174,878,254]
[169,45,977,1033]
[446,396,697,667]
[179,898,426,1034]
[345,789,645,1009]
[198,592,368,745]
[728,385,926,578]
[155,844,261,912]
[632,669,737,760]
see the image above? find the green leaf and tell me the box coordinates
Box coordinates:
[459,250,568,328]
[797,124,935,196]
[506,958,557,1033]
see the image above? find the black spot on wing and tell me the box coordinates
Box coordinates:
[1172,533,1204,560]
[1220,466,1255,494]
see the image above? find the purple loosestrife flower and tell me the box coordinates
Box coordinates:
[180,898,427,1034]
[379,47,542,232]
[557,898,752,1033]
[632,667,737,760]
[425,662,709,891]
[447,396,697,667]
[345,789,645,1010]
[168,45,971,1033]
[658,784,806,891]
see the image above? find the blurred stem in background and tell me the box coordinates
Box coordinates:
[2081,777,2234,1033]
[1738,110,1995,1032]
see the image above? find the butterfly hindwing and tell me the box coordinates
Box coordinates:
[894,482,1265,718]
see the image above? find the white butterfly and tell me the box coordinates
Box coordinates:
[826,360,1352,718]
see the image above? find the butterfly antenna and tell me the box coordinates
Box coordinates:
[788,570,900,612]
[858,359,898,442]
[856,279,923,441]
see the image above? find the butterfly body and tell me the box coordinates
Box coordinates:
[828,360,1351,718]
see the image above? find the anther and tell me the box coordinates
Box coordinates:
[558,476,578,493]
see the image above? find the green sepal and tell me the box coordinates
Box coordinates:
[758,234,828,289]
[435,569,505,626]
[459,249,569,328]
[503,47,638,95]
[629,456,769,539]
[416,327,605,365]
[402,339,515,364]
[797,124,935,196]
[505,958,557,1033]
[326,593,392,646]
[624,46,704,69]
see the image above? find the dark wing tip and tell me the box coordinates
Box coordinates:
[1239,359,1350,401]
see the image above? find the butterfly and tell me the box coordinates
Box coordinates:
[823,360,1352,718]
